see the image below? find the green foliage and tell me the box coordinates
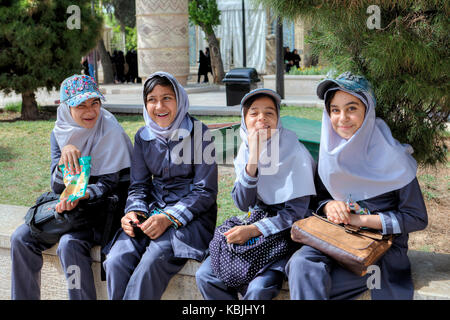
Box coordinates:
[103,4,137,52]
[256,0,450,166]
[188,0,221,34]
[287,65,330,75]
[4,101,22,112]
[109,22,137,52]
[124,26,137,52]
[0,0,103,95]
[103,0,136,28]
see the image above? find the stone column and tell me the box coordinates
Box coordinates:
[136,0,190,85]
[294,18,305,68]
[294,17,316,67]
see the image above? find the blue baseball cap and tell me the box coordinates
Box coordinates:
[60,74,105,107]
[316,72,375,102]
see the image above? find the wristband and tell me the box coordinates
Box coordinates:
[149,208,181,229]
[346,195,371,215]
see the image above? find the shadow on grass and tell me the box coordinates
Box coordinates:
[0,108,56,122]
[0,146,16,162]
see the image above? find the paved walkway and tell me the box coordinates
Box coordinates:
[0,82,323,116]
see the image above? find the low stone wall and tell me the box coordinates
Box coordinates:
[262,75,326,97]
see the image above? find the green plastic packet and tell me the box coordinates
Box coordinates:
[59,156,91,202]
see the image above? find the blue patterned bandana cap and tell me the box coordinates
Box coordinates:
[60,74,105,107]
[316,71,375,104]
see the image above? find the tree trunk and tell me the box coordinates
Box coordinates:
[98,39,114,84]
[21,91,39,120]
[275,17,284,99]
[205,32,225,85]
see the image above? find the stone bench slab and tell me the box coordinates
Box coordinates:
[0,204,448,300]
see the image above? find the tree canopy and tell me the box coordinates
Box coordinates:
[256,0,449,166]
[189,0,225,84]
[0,0,103,119]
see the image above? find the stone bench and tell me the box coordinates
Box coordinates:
[0,204,449,300]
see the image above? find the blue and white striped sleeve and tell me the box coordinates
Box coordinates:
[253,196,311,237]
[164,124,218,226]
[231,169,259,212]
[50,165,66,194]
[376,178,428,235]
[85,172,120,201]
[50,132,66,194]
[378,211,402,235]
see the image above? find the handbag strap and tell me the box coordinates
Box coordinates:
[311,212,385,241]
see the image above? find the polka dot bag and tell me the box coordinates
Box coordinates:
[209,209,291,290]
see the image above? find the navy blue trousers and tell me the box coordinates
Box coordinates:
[285,245,370,300]
[10,223,100,300]
[103,229,187,300]
[195,255,285,300]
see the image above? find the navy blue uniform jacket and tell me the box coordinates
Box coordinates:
[125,116,218,262]
[313,168,428,299]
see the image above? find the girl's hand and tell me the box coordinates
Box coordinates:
[323,200,351,225]
[246,129,264,177]
[55,192,89,214]
[59,144,81,175]
[223,225,262,245]
[55,198,80,213]
[348,213,382,230]
[140,214,172,240]
[247,129,260,162]
[121,211,140,237]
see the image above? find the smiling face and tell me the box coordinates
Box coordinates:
[146,84,177,128]
[70,98,101,129]
[244,96,278,139]
[328,90,366,140]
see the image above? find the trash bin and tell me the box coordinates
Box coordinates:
[222,68,260,106]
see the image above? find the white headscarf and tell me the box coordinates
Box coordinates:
[141,71,192,142]
[234,89,316,205]
[318,86,417,202]
[53,103,133,176]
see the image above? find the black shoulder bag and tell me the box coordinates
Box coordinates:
[24,191,118,246]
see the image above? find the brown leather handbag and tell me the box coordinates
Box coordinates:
[291,213,393,276]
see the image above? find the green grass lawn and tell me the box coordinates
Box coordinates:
[0,106,322,225]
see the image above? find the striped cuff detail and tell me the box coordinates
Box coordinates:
[86,184,102,200]
[52,169,64,185]
[238,169,258,189]
[378,211,401,235]
[253,218,280,237]
[389,212,402,234]
[164,203,194,226]
[125,202,149,215]
[316,200,331,215]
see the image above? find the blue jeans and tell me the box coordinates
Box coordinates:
[88,63,95,80]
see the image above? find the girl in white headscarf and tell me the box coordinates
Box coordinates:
[10,74,133,300]
[286,72,428,300]
[103,72,218,300]
[196,88,316,300]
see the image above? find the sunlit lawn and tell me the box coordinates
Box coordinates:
[0,106,322,225]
